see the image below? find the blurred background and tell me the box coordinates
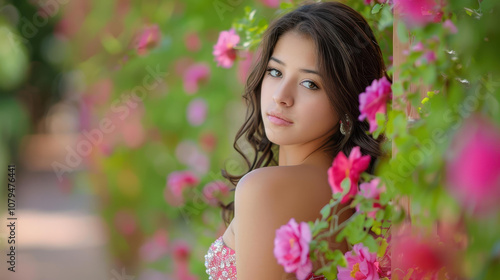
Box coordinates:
[3,0,499,279]
[0,0,285,279]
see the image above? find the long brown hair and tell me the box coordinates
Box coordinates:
[218,1,390,226]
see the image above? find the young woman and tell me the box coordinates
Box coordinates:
[205,1,388,279]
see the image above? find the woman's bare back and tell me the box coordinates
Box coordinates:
[221,157,353,274]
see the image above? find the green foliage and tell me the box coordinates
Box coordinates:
[33,0,499,278]
[233,7,269,49]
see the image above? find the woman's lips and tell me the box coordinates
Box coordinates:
[267,115,293,126]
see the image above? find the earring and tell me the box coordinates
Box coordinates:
[339,114,350,135]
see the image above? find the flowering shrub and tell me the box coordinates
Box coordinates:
[63,0,500,278]
[213,0,500,279]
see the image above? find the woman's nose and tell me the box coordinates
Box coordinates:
[272,80,294,107]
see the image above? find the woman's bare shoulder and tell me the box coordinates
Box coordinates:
[240,164,317,180]
[240,165,330,192]
[236,165,332,221]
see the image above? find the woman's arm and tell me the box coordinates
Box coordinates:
[234,167,291,279]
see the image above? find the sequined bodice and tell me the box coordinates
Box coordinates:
[204,236,326,280]
[204,236,236,279]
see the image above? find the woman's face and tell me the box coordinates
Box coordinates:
[260,31,339,147]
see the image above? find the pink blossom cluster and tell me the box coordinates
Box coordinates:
[328,146,371,203]
[394,0,444,28]
[164,170,199,206]
[274,218,313,280]
[337,243,383,280]
[212,28,239,68]
[135,24,161,56]
[446,115,500,216]
[358,76,392,134]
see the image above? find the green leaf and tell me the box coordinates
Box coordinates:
[464,7,473,16]
[371,219,382,235]
[371,4,382,14]
[341,177,351,196]
[377,237,389,257]
[362,234,379,253]
[101,33,122,54]
[311,220,329,236]
[318,240,329,252]
[364,217,374,229]
[396,21,409,43]
[332,249,347,267]
[320,203,331,220]
[421,65,437,85]
[337,214,366,243]
[392,81,404,96]
[373,112,387,138]
[279,2,294,10]
[315,264,338,280]
[378,5,394,31]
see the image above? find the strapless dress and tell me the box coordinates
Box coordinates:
[204,236,326,279]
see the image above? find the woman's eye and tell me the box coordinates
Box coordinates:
[302,80,319,90]
[267,68,282,78]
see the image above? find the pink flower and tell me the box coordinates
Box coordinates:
[166,171,199,199]
[172,240,191,262]
[446,116,500,216]
[259,0,281,8]
[337,243,381,280]
[175,140,198,164]
[119,105,146,149]
[203,181,231,206]
[410,42,438,66]
[183,63,210,94]
[274,218,313,280]
[443,19,457,34]
[140,229,169,262]
[135,24,161,55]
[174,140,210,175]
[121,118,146,148]
[423,50,437,62]
[199,131,217,153]
[355,178,384,218]
[189,152,210,175]
[212,28,239,68]
[171,240,199,280]
[114,210,137,236]
[392,231,447,278]
[174,57,195,75]
[394,0,443,28]
[184,31,201,52]
[328,147,371,203]
[187,98,207,126]
[411,41,425,52]
[358,76,392,133]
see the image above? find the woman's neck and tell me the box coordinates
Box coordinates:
[278,145,333,167]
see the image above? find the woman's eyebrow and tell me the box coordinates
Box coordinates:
[270,56,322,77]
